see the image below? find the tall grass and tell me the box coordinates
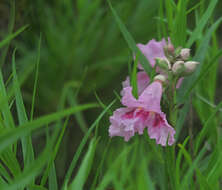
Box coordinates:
[0,0,222,189]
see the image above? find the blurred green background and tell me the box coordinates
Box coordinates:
[1,0,222,188]
[1,0,161,185]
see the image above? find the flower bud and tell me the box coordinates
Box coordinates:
[180,48,190,60]
[172,61,185,75]
[155,57,171,70]
[175,47,182,57]
[154,74,166,83]
[167,43,174,54]
[164,43,175,57]
[184,61,200,74]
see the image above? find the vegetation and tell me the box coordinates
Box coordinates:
[0,0,222,189]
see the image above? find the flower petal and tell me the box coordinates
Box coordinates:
[121,71,150,96]
[121,87,142,108]
[176,77,184,89]
[147,113,175,146]
[137,38,167,69]
[138,81,162,113]
[109,108,136,141]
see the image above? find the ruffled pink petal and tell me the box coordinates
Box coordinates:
[121,87,143,108]
[122,81,163,113]
[109,108,137,141]
[121,71,150,96]
[138,81,162,113]
[134,109,150,134]
[137,38,167,69]
[122,76,130,89]
[136,72,150,94]
[147,113,175,146]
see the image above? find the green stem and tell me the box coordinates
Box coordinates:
[169,77,178,126]
[165,76,178,189]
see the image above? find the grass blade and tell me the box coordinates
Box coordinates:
[62,100,115,189]
[12,49,34,168]
[0,103,98,153]
[194,101,222,154]
[178,17,222,103]
[131,53,139,98]
[30,34,41,121]
[107,0,153,77]
[69,138,98,190]
[0,25,29,49]
[0,69,15,129]
[186,0,218,47]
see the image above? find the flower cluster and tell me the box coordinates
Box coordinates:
[108,38,199,146]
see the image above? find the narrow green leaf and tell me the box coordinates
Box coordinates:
[165,0,174,35]
[157,0,167,39]
[67,91,88,133]
[131,53,139,99]
[69,138,98,190]
[96,144,135,190]
[0,162,12,183]
[172,0,187,46]
[178,17,222,103]
[186,1,203,15]
[28,185,48,190]
[0,25,29,49]
[194,101,222,154]
[40,118,69,186]
[107,0,152,76]
[49,163,58,190]
[91,140,111,190]
[183,49,222,99]
[175,136,190,188]
[0,0,15,67]
[0,176,7,186]
[195,93,222,111]
[0,123,60,190]
[0,69,15,129]
[180,145,207,190]
[12,49,34,171]
[30,34,41,121]
[207,151,222,186]
[0,149,21,177]
[0,103,98,153]
[175,102,190,140]
[186,0,218,47]
[62,100,115,189]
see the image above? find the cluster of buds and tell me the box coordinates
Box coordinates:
[155,45,199,77]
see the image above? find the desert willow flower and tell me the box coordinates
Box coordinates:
[109,38,200,146]
[109,75,175,146]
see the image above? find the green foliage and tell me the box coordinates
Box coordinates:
[0,0,222,189]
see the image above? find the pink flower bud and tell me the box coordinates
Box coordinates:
[172,61,185,74]
[167,43,175,54]
[180,48,190,60]
[184,61,200,74]
[164,43,175,56]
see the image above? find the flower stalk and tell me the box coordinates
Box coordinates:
[108,38,200,148]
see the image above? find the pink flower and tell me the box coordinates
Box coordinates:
[137,38,169,69]
[137,38,183,89]
[121,71,150,96]
[109,81,175,146]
